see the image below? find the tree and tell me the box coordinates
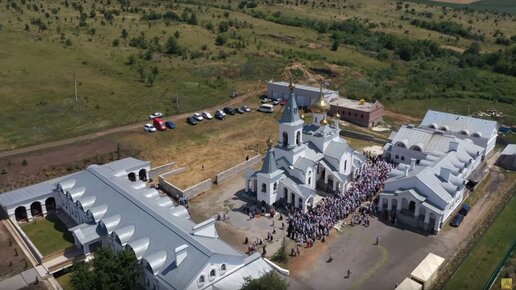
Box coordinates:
[215,34,227,46]
[331,39,339,51]
[240,271,289,290]
[271,237,288,264]
[72,248,138,290]
[165,36,182,54]
[188,12,198,25]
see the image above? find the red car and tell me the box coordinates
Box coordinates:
[152,117,166,131]
[280,99,287,106]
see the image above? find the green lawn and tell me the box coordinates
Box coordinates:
[444,194,516,290]
[55,271,73,290]
[20,214,74,256]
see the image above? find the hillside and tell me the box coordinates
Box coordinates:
[0,0,515,150]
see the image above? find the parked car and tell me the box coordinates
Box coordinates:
[230,91,240,98]
[234,107,244,114]
[450,214,465,227]
[202,112,213,120]
[215,110,225,120]
[261,98,272,103]
[186,116,197,125]
[193,113,204,121]
[165,120,176,129]
[152,118,166,131]
[459,204,471,216]
[216,109,226,117]
[223,107,235,115]
[258,104,274,113]
[241,105,251,112]
[148,112,163,120]
[280,99,287,106]
[144,124,157,132]
[272,99,280,105]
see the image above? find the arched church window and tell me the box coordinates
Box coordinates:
[344,160,347,171]
[261,183,266,193]
[273,182,277,190]
[282,132,288,147]
[296,131,301,145]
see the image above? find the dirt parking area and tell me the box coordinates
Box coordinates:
[0,223,30,280]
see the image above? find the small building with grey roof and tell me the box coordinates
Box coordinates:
[0,158,272,290]
[497,144,516,171]
[267,81,338,107]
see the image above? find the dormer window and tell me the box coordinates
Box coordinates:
[221,264,227,274]
[198,275,205,284]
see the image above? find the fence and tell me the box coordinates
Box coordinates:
[340,130,387,145]
[159,175,212,200]
[215,154,261,184]
[483,241,516,290]
[149,161,176,179]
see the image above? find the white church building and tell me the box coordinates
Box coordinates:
[379,123,485,233]
[245,83,363,213]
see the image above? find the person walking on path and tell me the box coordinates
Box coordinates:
[376,235,380,245]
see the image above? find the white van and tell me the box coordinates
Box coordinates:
[258,104,274,113]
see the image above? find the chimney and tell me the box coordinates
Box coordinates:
[410,158,416,171]
[440,167,451,182]
[449,141,459,152]
[175,244,188,267]
[404,166,409,177]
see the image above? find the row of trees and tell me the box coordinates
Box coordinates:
[459,43,516,77]
[408,19,484,41]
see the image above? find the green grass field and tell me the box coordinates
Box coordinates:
[20,214,74,256]
[55,271,73,290]
[444,194,516,290]
[0,0,514,151]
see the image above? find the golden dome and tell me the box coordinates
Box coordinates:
[309,85,330,113]
[289,79,295,93]
[359,99,366,105]
[319,118,328,126]
[334,112,341,119]
[300,113,305,120]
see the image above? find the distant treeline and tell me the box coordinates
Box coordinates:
[408,19,484,41]
[247,10,516,78]
[249,10,450,61]
[460,43,516,77]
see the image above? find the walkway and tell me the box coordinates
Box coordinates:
[0,266,46,289]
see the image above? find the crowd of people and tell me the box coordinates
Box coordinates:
[283,155,395,249]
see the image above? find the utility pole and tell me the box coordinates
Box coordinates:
[176,85,179,110]
[73,73,78,102]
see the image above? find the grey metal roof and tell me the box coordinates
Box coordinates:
[384,150,471,210]
[270,81,338,94]
[420,110,497,138]
[0,177,64,208]
[501,144,516,156]
[293,157,315,173]
[324,140,351,161]
[390,126,484,156]
[2,158,252,290]
[260,148,279,174]
[279,91,303,124]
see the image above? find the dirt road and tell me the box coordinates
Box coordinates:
[0,90,264,159]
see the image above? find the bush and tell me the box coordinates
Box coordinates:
[215,34,227,46]
[21,159,28,166]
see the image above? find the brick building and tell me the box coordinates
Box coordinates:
[329,98,384,127]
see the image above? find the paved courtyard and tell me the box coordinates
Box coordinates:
[187,164,500,290]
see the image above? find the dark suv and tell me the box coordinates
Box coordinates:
[223,107,235,115]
